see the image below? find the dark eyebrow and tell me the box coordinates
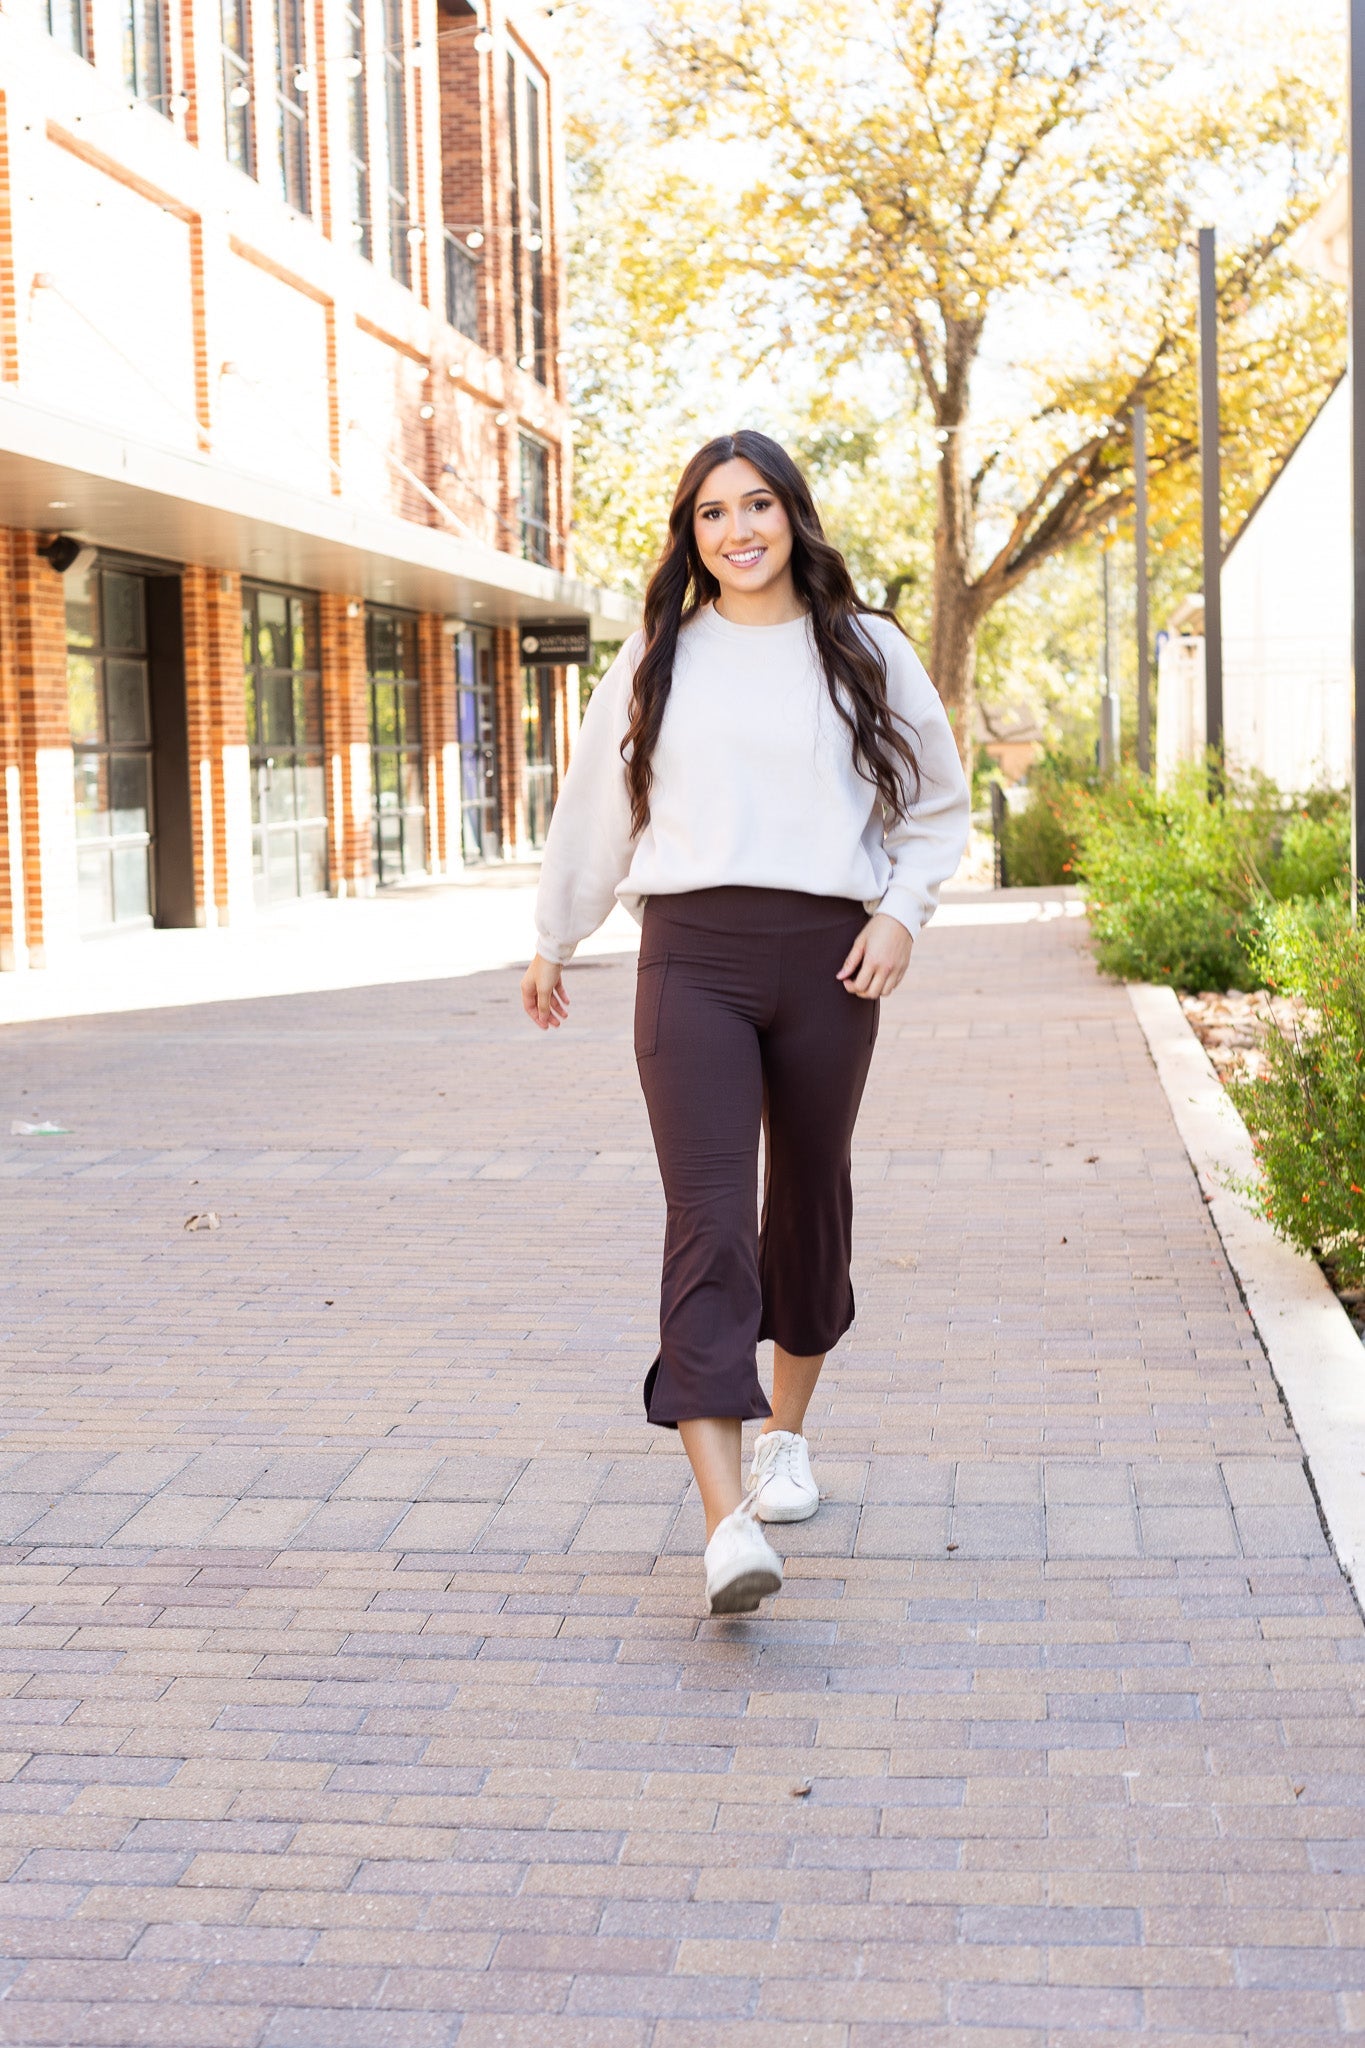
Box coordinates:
[695,490,772,510]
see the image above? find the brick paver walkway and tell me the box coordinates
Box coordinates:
[0,895,1361,2046]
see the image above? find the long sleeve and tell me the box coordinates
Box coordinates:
[872,628,971,941]
[533,634,641,963]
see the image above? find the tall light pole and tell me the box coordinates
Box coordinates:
[1351,0,1365,908]
[1198,226,1224,780]
[1135,400,1151,774]
[1099,524,1120,774]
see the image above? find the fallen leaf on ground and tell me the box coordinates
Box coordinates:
[184,1212,220,1232]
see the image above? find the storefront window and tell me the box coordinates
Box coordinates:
[67,560,155,933]
[521,662,554,849]
[242,583,328,904]
[367,606,426,881]
[456,627,499,861]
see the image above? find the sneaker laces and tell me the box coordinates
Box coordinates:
[753,1432,801,1488]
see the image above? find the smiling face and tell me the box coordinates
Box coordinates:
[692,457,798,615]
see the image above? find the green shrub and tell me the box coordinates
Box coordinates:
[1264,804,1351,902]
[1075,765,1276,989]
[999,790,1076,887]
[1230,895,1365,1289]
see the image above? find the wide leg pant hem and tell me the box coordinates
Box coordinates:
[756,1302,856,1358]
[642,1352,774,1431]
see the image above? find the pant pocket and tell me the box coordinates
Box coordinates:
[634,955,669,1059]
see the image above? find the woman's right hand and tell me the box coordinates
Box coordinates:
[520,955,570,1031]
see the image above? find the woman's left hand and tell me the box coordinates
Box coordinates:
[837,913,914,999]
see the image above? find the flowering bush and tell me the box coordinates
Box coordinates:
[1230,896,1365,1290]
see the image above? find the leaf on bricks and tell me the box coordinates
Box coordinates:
[325,1300,335,1306]
[790,1781,812,1798]
[1060,1236,1068,1244]
[1294,1784,1306,1797]
[183,1212,221,1232]
[946,1542,959,1552]
[1086,1154,1099,1163]
[10,1119,69,1136]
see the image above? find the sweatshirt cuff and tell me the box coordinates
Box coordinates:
[534,933,578,965]
[874,884,930,943]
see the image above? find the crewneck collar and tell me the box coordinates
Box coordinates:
[694,600,812,642]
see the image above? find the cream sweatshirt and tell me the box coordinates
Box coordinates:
[533,602,971,964]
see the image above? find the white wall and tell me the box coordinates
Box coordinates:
[1220,380,1352,792]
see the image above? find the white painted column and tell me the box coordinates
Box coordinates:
[198,757,218,929]
[34,746,79,964]
[2,763,29,971]
[221,743,255,925]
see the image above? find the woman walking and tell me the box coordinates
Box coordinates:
[521,430,969,1614]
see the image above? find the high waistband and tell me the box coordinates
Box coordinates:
[641,886,865,936]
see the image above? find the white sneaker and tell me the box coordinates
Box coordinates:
[749,1429,820,1523]
[704,1498,783,1615]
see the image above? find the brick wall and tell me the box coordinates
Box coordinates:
[493,624,526,858]
[181,566,252,927]
[318,595,373,896]
[5,532,76,964]
[417,611,455,874]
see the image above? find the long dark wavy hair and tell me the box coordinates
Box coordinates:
[622,429,921,835]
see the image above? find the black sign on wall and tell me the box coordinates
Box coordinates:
[518,620,591,664]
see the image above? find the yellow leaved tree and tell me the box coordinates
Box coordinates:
[581,0,1345,762]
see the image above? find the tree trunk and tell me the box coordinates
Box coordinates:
[927,420,980,775]
[929,572,979,775]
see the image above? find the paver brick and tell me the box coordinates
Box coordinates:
[2,893,1363,2042]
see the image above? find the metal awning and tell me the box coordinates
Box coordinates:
[0,389,638,643]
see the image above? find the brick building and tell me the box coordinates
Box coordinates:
[0,0,630,966]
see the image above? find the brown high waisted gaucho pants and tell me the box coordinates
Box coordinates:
[635,886,878,1428]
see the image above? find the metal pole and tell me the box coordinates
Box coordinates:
[1098,543,1119,773]
[1135,400,1151,775]
[1351,0,1365,910]
[1198,226,1224,777]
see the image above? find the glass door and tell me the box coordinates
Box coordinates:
[67,560,155,933]
[521,662,555,850]
[242,583,328,905]
[367,606,426,882]
[456,627,500,861]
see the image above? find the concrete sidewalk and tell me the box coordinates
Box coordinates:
[0,889,1360,2045]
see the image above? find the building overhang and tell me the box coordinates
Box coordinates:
[0,390,639,645]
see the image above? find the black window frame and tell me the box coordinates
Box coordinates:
[380,0,411,284]
[274,0,311,216]
[242,580,329,906]
[366,604,426,884]
[47,0,87,59]
[67,558,157,934]
[444,231,480,343]
[122,0,166,109]
[523,72,547,385]
[221,0,254,176]
[344,0,371,259]
[519,433,552,567]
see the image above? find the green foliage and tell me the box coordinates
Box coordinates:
[1230,897,1365,1290]
[1000,789,1078,889]
[1080,782,1265,990]
[994,767,1350,988]
[1264,805,1352,902]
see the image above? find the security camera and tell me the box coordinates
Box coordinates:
[38,535,94,576]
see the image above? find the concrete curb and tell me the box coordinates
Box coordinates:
[1129,982,1365,1594]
